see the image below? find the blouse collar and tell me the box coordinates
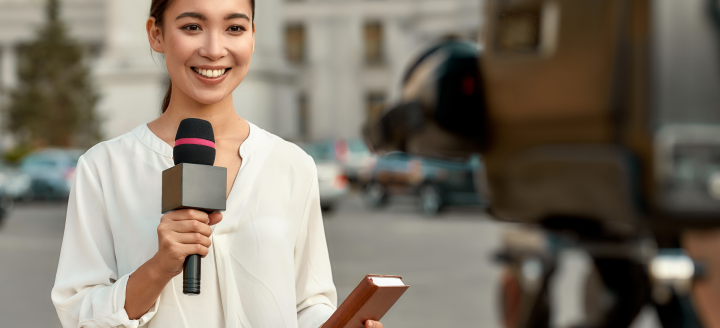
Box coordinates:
[133,120,261,160]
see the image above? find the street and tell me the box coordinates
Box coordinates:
[0,194,660,327]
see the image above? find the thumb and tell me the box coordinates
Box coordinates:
[208,212,223,226]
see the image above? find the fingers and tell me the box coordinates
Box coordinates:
[166,209,210,224]
[173,219,213,236]
[177,243,209,258]
[365,320,382,328]
[173,232,212,248]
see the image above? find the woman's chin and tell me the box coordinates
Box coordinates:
[191,93,232,106]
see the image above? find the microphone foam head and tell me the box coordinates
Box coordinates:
[174,118,216,166]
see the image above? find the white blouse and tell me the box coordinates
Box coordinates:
[51,122,337,328]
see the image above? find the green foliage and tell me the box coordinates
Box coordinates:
[2,144,34,164]
[4,0,101,149]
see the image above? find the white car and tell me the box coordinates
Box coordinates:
[297,142,349,211]
[0,162,32,201]
[315,162,349,211]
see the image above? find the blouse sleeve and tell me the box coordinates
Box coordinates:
[51,156,159,328]
[295,160,338,328]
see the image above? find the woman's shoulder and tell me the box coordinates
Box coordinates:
[79,125,158,170]
[250,124,316,173]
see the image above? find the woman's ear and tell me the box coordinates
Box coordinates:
[251,22,256,54]
[147,17,165,54]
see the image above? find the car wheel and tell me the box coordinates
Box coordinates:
[418,184,442,215]
[19,190,34,203]
[363,182,388,208]
[0,195,14,225]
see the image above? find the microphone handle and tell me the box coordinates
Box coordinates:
[183,254,201,295]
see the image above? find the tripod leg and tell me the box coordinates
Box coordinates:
[499,263,552,328]
[653,292,702,328]
[590,258,648,327]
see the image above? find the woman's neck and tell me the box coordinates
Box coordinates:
[148,86,248,147]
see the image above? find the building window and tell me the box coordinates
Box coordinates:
[298,93,310,139]
[285,24,306,64]
[366,92,386,123]
[364,22,384,65]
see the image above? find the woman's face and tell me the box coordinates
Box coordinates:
[148,0,254,106]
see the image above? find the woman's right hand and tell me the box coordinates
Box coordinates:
[153,209,223,278]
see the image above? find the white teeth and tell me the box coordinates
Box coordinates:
[194,68,226,78]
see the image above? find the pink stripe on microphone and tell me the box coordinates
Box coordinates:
[175,138,216,148]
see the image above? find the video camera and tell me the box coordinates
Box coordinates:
[364,0,720,327]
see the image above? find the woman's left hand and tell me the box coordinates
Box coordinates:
[319,320,382,328]
[364,320,383,328]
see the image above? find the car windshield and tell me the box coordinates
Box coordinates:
[21,149,84,168]
[301,143,334,162]
[347,139,370,155]
[22,156,55,168]
[383,152,410,161]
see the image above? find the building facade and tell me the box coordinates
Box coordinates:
[281,0,482,141]
[0,0,482,147]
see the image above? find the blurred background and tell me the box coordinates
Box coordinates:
[0,0,712,327]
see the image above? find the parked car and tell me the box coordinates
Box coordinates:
[359,151,486,215]
[0,161,32,201]
[19,148,84,200]
[306,138,375,183]
[0,190,13,227]
[298,142,350,211]
[336,138,375,183]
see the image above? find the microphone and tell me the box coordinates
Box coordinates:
[161,118,227,295]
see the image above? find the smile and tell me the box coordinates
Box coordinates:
[192,67,230,78]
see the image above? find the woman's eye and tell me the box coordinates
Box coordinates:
[227,26,246,32]
[183,24,201,31]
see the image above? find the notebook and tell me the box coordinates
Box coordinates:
[323,274,409,328]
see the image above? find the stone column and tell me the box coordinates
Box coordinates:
[1,44,17,91]
[232,0,297,138]
[334,15,364,139]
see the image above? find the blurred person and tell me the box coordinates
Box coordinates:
[49,1,383,327]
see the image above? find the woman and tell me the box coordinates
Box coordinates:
[51,0,384,327]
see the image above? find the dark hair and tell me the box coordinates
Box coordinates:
[150,0,256,113]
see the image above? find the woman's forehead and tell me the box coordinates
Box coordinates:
[167,0,252,18]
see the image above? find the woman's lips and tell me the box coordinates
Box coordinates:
[191,67,231,85]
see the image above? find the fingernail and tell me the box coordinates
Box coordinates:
[367,321,374,328]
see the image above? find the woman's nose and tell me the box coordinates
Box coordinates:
[198,32,227,61]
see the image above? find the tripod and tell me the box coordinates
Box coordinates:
[496,225,703,328]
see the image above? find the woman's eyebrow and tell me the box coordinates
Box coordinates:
[225,13,250,21]
[176,12,207,21]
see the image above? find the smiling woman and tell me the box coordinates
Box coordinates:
[149,0,256,112]
[49,0,382,328]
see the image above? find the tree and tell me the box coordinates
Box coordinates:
[4,0,101,150]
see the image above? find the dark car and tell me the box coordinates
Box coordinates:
[359,152,486,215]
[19,148,83,200]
